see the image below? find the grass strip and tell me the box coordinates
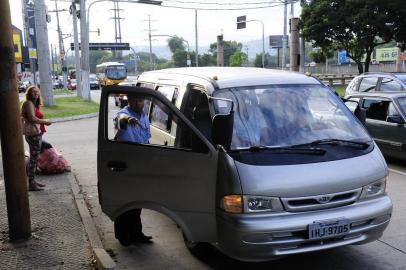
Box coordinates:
[40,97,99,119]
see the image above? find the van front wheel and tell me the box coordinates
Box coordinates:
[182,232,209,254]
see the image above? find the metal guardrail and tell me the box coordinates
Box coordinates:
[313,74,357,86]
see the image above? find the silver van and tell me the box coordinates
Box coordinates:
[98,67,392,261]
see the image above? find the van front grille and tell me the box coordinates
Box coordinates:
[281,188,362,212]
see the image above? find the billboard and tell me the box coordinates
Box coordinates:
[12,25,23,63]
[376,47,398,62]
[338,50,350,64]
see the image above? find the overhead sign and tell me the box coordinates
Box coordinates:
[70,42,131,51]
[376,47,398,62]
[237,15,246,29]
[269,35,288,48]
[338,50,350,64]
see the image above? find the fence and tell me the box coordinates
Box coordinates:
[304,62,406,75]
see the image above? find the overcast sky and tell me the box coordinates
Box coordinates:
[9,0,301,53]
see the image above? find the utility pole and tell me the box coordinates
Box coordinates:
[71,2,82,97]
[55,0,67,88]
[299,0,305,73]
[245,45,249,66]
[147,14,154,70]
[80,0,91,101]
[111,1,123,59]
[282,1,288,70]
[195,9,198,67]
[217,34,224,66]
[22,0,37,84]
[0,0,32,243]
[35,0,53,106]
[290,17,299,71]
[396,44,402,72]
[51,44,55,77]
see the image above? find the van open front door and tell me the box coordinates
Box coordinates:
[97,85,219,243]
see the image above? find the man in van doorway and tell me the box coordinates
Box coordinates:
[114,93,152,245]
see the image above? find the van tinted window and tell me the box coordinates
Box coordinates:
[362,99,390,121]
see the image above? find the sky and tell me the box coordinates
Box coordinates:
[9,0,301,55]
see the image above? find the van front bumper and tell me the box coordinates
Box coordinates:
[215,195,392,262]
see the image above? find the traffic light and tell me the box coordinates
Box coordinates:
[237,15,246,29]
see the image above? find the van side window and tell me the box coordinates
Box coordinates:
[363,99,390,121]
[107,92,208,153]
[347,77,361,92]
[359,77,378,92]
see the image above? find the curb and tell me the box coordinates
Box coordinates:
[51,113,99,123]
[68,173,116,270]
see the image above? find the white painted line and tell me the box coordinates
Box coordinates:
[389,168,406,176]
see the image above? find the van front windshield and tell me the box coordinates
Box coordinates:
[213,85,370,150]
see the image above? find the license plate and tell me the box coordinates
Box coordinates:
[308,219,350,240]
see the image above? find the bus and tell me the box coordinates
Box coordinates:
[96,62,127,86]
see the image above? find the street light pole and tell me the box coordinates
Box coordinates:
[246,19,265,68]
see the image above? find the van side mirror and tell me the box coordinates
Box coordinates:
[212,112,234,150]
[354,106,366,125]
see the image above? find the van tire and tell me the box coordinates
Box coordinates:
[182,232,209,254]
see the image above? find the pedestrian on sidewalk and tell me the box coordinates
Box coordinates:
[21,85,52,191]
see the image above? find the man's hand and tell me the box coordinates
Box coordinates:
[128,117,139,126]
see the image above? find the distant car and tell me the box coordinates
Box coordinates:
[53,80,64,89]
[18,81,30,93]
[68,79,77,91]
[345,72,406,96]
[344,91,406,160]
[89,74,100,90]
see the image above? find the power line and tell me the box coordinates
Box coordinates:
[163,0,289,5]
[161,2,287,10]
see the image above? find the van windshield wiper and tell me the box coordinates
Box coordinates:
[235,145,326,155]
[293,139,370,149]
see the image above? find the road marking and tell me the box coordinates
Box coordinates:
[389,168,406,176]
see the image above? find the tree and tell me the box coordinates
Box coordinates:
[253,53,271,68]
[167,36,186,53]
[199,53,216,67]
[209,40,243,66]
[229,52,247,67]
[300,0,406,74]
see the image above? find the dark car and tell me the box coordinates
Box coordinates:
[345,72,406,96]
[344,92,406,160]
[89,74,100,90]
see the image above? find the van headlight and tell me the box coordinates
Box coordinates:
[220,195,283,213]
[360,177,387,199]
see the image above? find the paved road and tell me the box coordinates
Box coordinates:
[43,115,406,270]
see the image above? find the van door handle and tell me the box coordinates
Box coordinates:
[107,161,127,172]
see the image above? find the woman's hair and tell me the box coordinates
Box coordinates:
[25,85,42,108]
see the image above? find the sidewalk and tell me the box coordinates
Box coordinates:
[0,168,93,269]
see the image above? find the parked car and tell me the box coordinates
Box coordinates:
[98,67,392,262]
[18,81,30,93]
[345,72,406,96]
[67,79,77,91]
[89,74,100,90]
[52,79,64,89]
[344,91,406,160]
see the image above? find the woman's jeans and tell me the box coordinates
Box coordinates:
[25,134,42,183]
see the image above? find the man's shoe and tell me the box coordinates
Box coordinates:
[133,234,153,243]
[35,181,46,187]
[29,182,44,191]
